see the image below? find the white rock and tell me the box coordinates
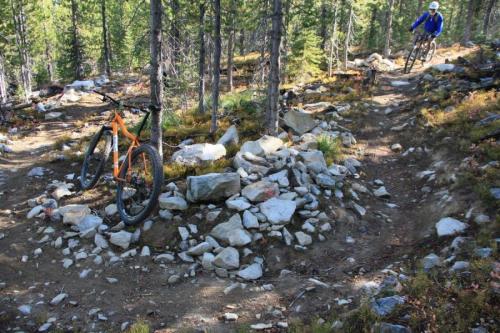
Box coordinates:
[187,172,241,202]
[210,214,243,243]
[373,186,391,198]
[109,231,132,249]
[18,305,32,315]
[213,247,240,269]
[94,233,109,249]
[171,143,226,166]
[105,204,118,216]
[202,252,215,270]
[78,215,103,232]
[27,205,44,219]
[178,226,190,241]
[28,167,45,177]
[240,135,283,157]
[226,198,251,211]
[158,195,188,210]
[217,125,239,146]
[436,217,467,237]
[238,263,263,280]
[228,229,252,247]
[390,80,410,87]
[154,253,175,263]
[187,242,213,256]
[433,63,455,72]
[140,246,151,256]
[242,180,279,202]
[295,232,312,246]
[260,198,296,225]
[50,293,67,305]
[243,210,259,229]
[59,204,91,225]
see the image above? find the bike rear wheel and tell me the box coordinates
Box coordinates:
[116,144,163,226]
[80,127,112,190]
[404,45,421,74]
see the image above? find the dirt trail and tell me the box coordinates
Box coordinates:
[0,47,476,332]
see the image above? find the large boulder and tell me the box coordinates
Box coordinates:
[171,143,226,166]
[242,180,279,202]
[283,109,316,135]
[217,125,239,147]
[298,151,328,173]
[186,173,241,202]
[259,198,296,225]
[240,135,283,157]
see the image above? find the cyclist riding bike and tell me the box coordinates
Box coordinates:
[409,1,444,50]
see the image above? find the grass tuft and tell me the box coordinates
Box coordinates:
[317,134,343,165]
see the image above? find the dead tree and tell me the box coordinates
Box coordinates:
[149,0,164,158]
[211,0,221,134]
[198,1,206,114]
[266,0,282,135]
[11,0,32,101]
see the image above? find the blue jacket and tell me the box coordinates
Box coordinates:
[411,12,444,36]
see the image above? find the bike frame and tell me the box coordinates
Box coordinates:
[95,90,151,182]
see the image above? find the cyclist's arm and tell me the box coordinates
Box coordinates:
[411,12,428,30]
[433,14,444,37]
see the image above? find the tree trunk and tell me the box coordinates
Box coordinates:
[343,2,353,71]
[70,0,84,80]
[170,0,180,75]
[227,0,236,92]
[483,0,497,36]
[463,0,475,45]
[11,0,32,101]
[328,0,339,76]
[149,0,164,158]
[259,0,270,86]
[416,0,424,17]
[211,0,221,135]
[0,53,7,104]
[198,1,206,114]
[281,0,291,83]
[239,29,245,56]
[266,0,282,135]
[101,0,111,77]
[367,5,378,50]
[384,0,395,58]
[42,22,54,82]
[320,0,328,51]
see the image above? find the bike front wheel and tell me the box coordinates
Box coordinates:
[80,127,112,190]
[404,45,420,74]
[116,144,164,226]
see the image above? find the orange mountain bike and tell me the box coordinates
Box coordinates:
[80,91,163,225]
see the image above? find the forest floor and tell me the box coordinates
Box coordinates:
[0,45,498,333]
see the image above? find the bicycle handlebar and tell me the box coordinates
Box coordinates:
[93,90,150,114]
